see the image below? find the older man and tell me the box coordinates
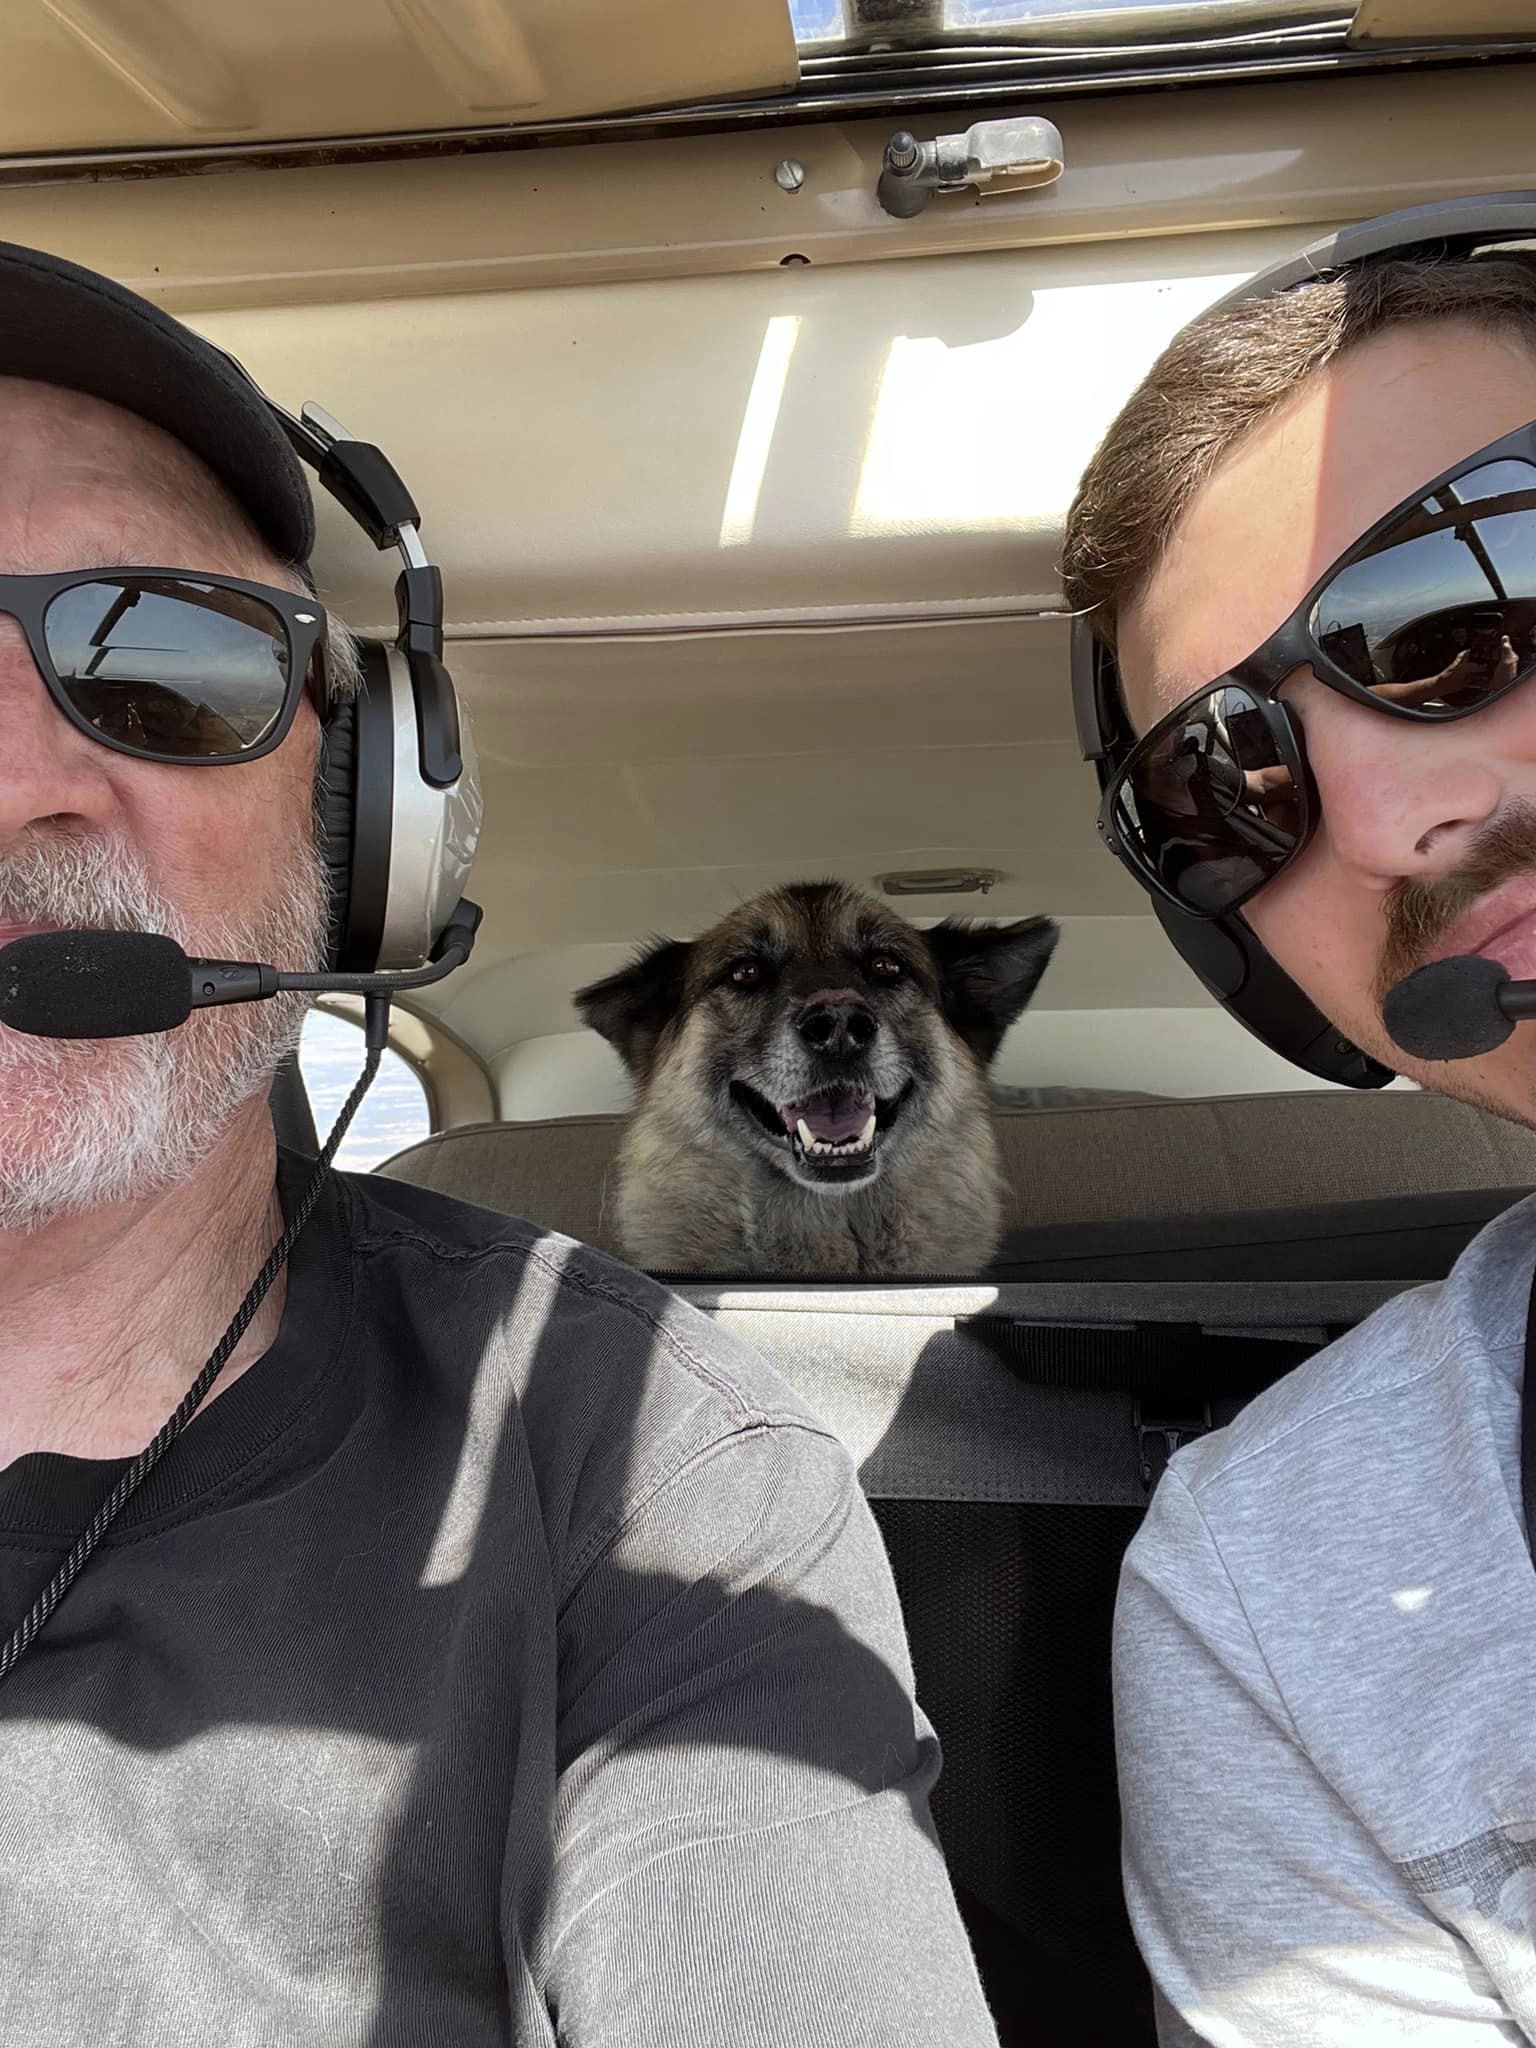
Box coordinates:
[1065,218,1536,2041]
[0,243,994,2046]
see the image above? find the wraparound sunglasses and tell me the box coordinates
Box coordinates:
[1100,420,1536,917]
[0,568,327,767]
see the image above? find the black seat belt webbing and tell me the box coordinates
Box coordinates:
[960,1317,1326,1402]
[960,1317,1336,1491]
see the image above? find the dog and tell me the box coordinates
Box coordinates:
[574,881,1059,1278]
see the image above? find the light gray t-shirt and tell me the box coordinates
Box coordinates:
[1116,1194,1536,2045]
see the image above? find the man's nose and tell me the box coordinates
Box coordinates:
[795,990,878,1059]
[0,635,120,843]
[1297,676,1507,883]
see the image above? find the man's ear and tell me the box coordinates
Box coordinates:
[574,939,693,1082]
[926,916,1060,1066]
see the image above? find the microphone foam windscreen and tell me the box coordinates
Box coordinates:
[1381,954,1513,1063]
[0,930,193,1039]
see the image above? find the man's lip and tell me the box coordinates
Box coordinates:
[1425,876,1536,973]
[0,922,52,952]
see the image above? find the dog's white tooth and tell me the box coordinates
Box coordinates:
[797,1118,815,1149]
[859,1113,876,1147]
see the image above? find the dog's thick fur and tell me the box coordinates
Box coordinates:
[575,881,1058,1278]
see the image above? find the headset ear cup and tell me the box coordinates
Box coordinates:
[316,695,359,973]
[318,637,473,976]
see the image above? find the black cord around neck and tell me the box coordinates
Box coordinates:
[0,1000,387,1684]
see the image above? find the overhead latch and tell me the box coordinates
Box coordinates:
[877,115,1064,220]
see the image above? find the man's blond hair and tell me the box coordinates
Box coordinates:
[1061,256,1536,651]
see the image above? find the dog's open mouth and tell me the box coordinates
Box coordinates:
[729,1079,913,1184]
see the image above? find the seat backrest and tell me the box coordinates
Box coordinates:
[679,1274,1411,2046]
[378,1089,1536,1271]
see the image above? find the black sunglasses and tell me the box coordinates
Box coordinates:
[0,568,327,767]
[1100,420,1536,917]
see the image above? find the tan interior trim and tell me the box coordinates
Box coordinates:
[185,230,1333,637]
[3,65,1533,309]
[1351,0,1536,41]
[10,0,799,155]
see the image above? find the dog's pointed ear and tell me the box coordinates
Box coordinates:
[574,940,693,1082]
[926,916,1060,1066]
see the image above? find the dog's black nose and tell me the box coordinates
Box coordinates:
[796,995,878,1058]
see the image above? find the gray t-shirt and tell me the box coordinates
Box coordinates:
[0,1157,995,2047]
[1116,1193,1536,2045]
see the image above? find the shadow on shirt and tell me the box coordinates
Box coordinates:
[0,1169,985,2045]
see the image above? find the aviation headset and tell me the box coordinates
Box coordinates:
[274,398,482,978]
[1071,190,1536,1089]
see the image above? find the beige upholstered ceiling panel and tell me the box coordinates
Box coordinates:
[1,70,1531,307]
[175,228,1307,636]
[1351,0,1536,38]
[2,0,798,153]
[5,67,1532,635]
[442,614,1134,959]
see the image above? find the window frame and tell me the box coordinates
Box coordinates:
[298,995,496,1168]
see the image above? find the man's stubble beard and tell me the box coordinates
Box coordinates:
[0,824,328,1232]
[1364,799,1536,1130]
[1375,802,1536,1005]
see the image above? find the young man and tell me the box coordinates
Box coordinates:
[1064,224,1536,2040]
[0,242,995,2045]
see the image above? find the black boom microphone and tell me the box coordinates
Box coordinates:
[1383,954,1536,1063]
[0,900,481,1041]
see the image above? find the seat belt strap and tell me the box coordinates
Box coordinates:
[960,1316,1336,1492]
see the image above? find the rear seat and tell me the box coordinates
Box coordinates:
[377,1089,1536,1274]
[378,1091,1536,2044]
[678,1274,1396,2045]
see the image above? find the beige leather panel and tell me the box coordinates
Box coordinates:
[376,1093,1536,1257]
[3,69,1532,307]
[436,617,1135,969]
[3,67,1529,640]
[1352,0,1536,38]
[3,0,797,153]
[180,234,1293,635]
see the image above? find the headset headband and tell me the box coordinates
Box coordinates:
[1071,190,1536,1089]
[264,394,462,791]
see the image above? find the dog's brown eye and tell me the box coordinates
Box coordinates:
[869,955,905,983]
[728,960,764,989]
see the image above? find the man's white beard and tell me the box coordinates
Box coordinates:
[0,828,328,1232]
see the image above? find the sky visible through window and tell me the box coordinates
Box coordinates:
[791,0,1232,38]
[298,1008,431,1173]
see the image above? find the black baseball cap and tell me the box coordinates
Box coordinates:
[0,239,315,566]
